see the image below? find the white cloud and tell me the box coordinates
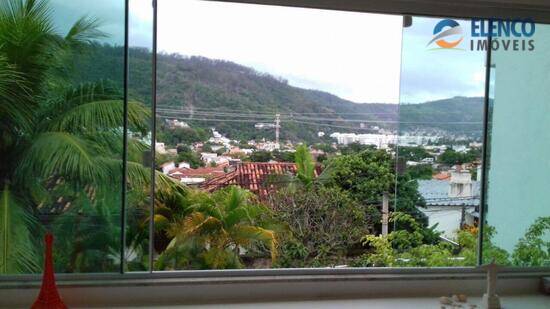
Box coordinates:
[48,1,487,104]
[399,17,486,103]
[158,0,403,103]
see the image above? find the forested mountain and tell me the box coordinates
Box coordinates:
[70,44,483,142]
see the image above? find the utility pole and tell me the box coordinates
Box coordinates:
[275,113,280,148]
[460,205,466,229]
[382,192,389,236]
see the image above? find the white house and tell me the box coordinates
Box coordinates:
[155,142,166,154]
[418,173,479,240]
[165,119,189,128]
[178,162,190,169]
[160,161,176,175]
[201,152,218,164]
[421,157,434,164]
[330,132,397,149]
[449,168,473,198]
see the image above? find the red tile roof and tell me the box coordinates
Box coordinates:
[201,162,322,198]
[168,163,228,180]
[433,171,451,180]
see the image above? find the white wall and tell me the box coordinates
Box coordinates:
[420,206,469,240]
[486,24,550,252]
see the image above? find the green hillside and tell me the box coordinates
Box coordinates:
[70,44,483,142]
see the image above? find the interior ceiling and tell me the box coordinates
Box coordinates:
[214,0,550,23]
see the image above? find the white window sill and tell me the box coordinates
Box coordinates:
[1,267,548,307]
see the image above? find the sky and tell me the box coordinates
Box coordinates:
[157,0,403,104]
[399,18,486,103]
[50,0,486,104]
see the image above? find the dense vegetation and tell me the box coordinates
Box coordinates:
[438,147,482,165]
[69,44,484,143]
[399,97,484,135]
[0,0,547,275]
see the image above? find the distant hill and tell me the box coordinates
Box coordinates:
[70,44,483,142]
[399,97,483,135]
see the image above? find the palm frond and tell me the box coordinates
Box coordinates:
[202,247,240,269]
[64,16,105,46]
[0,53,34,139]
[232,225,277,261]
[48,100,151,134]
[224,207,252,229]
[44,81,121,113]
[224,186,249,212]
[81,131,149,163]
[295,144,315,186]
[0,0,59,91]
[183,213,223,237]
[51,191,121,272]
[0,185,41,274]
[16,132,107,184]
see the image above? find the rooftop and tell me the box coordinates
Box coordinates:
[418,179,480,207]
[201,162,322,199]
[168,163,228,180]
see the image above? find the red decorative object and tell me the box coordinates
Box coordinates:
[31,233,68,309]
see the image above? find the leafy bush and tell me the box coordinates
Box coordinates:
[270,185,378,267]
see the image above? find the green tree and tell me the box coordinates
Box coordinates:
[406,164,434,180]
[0,0,181,273]
[176,145,204,168]
[438,148,480,165]
[156,187,277,270]
[272,150,295,162]
[398,146,431,162]
[323,149,394,204]
[512,217,550,267]
[249,150,273,162]
[157,125,209,147]
[270,185,376,268]
[394,175,432,235]
[339,143,376,155]
[354,214,511,267]
[294,145,315,187]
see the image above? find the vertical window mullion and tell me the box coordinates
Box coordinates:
[478,34,493,266]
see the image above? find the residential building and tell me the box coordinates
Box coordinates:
[330,132,397,149]
[201,162,322,199]
[165,118,189,128]
[155,142,167,154]
[160,161,176,175]
[167,163,229,185]
[418,174,480,240]
[178,162,190,169]
[200,152,218,164]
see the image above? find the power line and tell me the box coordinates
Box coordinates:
[157,109,482,125]
[157,106,399,116]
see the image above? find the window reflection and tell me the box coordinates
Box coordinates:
[0,0,126,273]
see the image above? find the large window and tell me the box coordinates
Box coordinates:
[0,0,548,276]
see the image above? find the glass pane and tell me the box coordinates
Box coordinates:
[126,0,155,272]
[0,0,125,274]
[153,0,442,270]
[397,16,486,266]
[483,23,550,267]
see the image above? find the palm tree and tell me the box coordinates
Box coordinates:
[294,144,315,187]
[157,186,277,270]
[0,0,181,273]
